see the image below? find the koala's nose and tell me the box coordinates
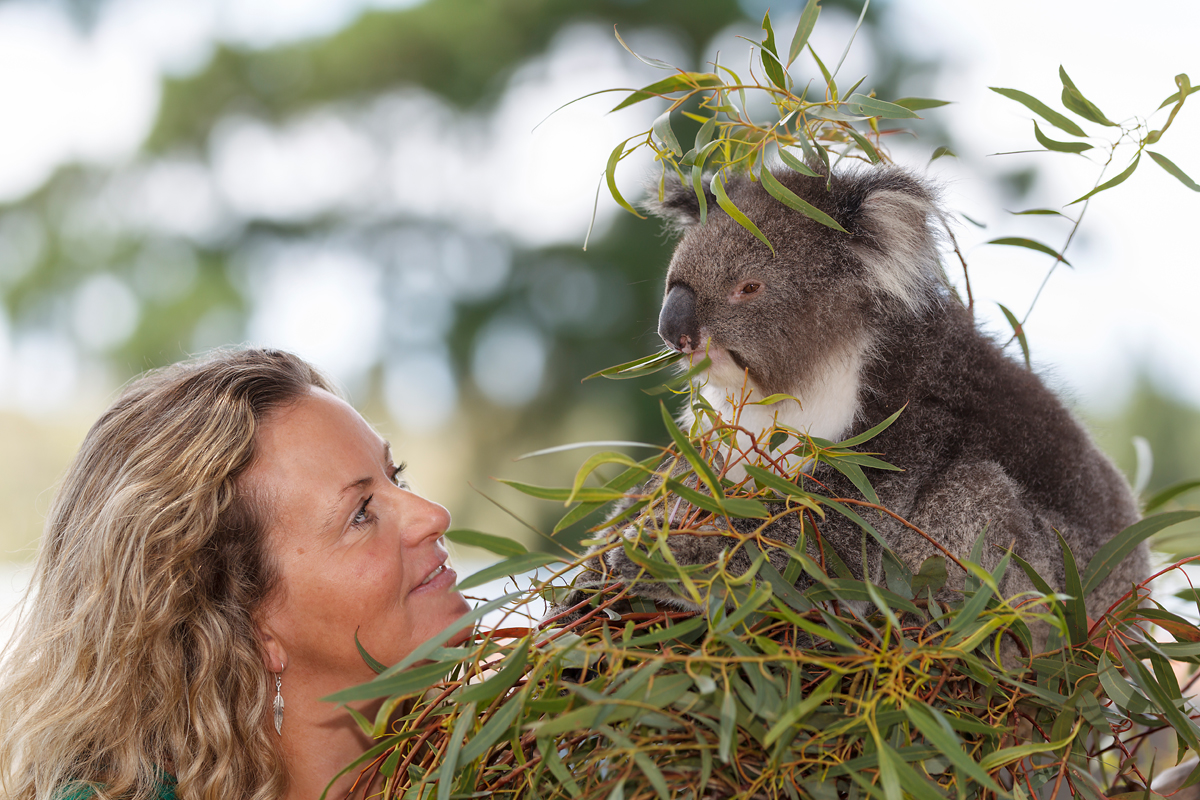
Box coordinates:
[659,284,699,354]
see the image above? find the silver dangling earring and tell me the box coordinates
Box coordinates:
[273,672,284,736]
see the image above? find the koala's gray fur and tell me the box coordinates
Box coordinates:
[555,165,1144,638]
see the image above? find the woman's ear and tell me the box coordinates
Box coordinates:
[255,620,288,674]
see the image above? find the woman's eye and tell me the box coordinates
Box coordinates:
[352,497,373,527]
[389,462,408,488]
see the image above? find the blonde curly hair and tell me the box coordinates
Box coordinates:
[0,348,332,800]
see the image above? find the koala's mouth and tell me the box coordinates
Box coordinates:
[689,341,760,390]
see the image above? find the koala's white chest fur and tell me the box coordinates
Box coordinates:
[685,347,864,481]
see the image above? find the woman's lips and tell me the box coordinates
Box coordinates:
[411,563,456,594]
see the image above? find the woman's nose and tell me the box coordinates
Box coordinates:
[399,491,451,545]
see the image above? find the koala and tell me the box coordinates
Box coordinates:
[554,165,1145,637]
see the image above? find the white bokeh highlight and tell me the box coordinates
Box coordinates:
[471,318,548,407]
[246,246,385,390]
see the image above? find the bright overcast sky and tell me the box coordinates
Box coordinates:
[0,0,1196,416]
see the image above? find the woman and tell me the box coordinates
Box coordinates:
[0,348,470,800]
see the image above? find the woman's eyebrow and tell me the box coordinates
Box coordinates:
[321,441,394,531]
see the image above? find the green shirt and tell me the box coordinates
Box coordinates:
[58,775,177,800]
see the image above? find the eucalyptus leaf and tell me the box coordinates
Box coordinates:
[711,170,775,255]
[1148,151,1200,191]
[787,0,821,67]
[989,86,1088,137]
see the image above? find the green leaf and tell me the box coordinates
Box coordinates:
[538,736,582,797]
[602,727,671,800]
[910,556,947,599]
[787,0,821,68]
[354,630,387,675]
[438,700,476,800]
[1010,551,1056,599]
[1148,151,1200,191]
[1082,511,1200,594]
[989,86,1087,137]
[834,405,906,448]
[1158,74,1200,109]
[567,451,639,504]
[759,165,848,232]
[611,72,723,112]
[445,529,527,558]
[1057,530,1087,646]
[743,541,813,613]
[605,138,644,218]
[612,27,676,71]
[584,349,683,382]
[1144,479,1200,513]
[764,673,837,745]
[652,110,682,156]
[805,578,923,617]
[660,401,723,498]
[903,703,1006,795]
[820,457,879,504]
[711,171,775,255]
[845,127,882,164]
[1059,65,1117,126]
[929,146,956,162]
[742,464,810,500]
[979,723,1080,770]
[456,638,530,704]
[718,497,772,519]
[325,659,453,704]
[345,705,374,737]
[831,0,870,82]
[1009,208,1069,217]
[1069,153,1141,205]
[759,11,788,91]
[893,97,951,111]
[625,615,707,647]
[945,571,998,639]
[718,686,737,763]
[553,454,660,534]
[379,745,402,778]
[664,479,769,519]
[458,692,524,765]
[987,237,1072,266]
[997,303,1030,369]
[691,164,709,225]
[456,552,562,592]
[518,439,660,460]
[808,44,836,101]
[844,93,920,119]
[1033,120,1093,153]
[776,146,821,177]
[694,115,717,151]
[499,479,627,504]
[1117,639,1200,753]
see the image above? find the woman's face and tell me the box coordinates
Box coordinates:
[250,387,469,685]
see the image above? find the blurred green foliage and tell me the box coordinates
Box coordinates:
[0,0,931,554]
[1,0,1197,559]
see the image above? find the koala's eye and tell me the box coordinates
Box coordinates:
[738,281,761,296]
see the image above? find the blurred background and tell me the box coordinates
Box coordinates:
[1,0,1198,630]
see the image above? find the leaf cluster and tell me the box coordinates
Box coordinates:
[328,360,1200,800]
[587,0,948,250]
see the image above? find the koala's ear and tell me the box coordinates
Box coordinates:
[846,170,945,315]
[641,173,716,229]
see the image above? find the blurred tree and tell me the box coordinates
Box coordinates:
[0,0,960,552]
